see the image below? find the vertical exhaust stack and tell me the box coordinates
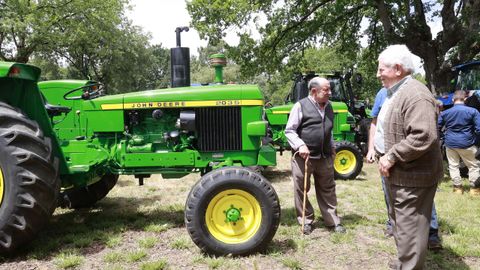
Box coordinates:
[171,27,190,88]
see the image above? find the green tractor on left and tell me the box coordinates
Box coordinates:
[0,29,280,255]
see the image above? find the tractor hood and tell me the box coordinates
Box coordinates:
[85,84,265,111]
[265,100,349,115]
[264,101,350,126]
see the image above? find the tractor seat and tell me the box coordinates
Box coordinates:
[40,92,72,117]
[45,103,72,117]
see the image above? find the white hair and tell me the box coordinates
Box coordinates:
[378,44,415,74]
[308,77,329,91]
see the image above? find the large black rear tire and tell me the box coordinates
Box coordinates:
[185,167,280,256]
[357,118,372,155]
[334,141,363,180]
[0,102,59,253]
[60,174,119,209]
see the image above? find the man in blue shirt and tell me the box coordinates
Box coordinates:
[366,88,442,250]
[438,90,480,195]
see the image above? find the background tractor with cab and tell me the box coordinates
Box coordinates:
[0,29,280,256]
[264,72,370,180]
[437,61,480,110]
[437,60,480,176]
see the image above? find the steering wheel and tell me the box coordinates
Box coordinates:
[63,83,104,100]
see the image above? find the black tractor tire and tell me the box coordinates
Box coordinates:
[357,118,372,155]
[334,141,363,180]
[60,174,119,209]
[185,167,280,256]
[0,102,59,253]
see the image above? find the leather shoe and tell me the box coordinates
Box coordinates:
[388,259,399,269]
[384,226,393,238]
[333,224,346,233]
[428,235,443,251]
[302,224,313,235]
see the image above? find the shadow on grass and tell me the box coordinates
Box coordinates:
[426,247,470,270]
[280,207,298,226]
[423,218,473,269]
[263,169,291,183]
[264,238,298,255]
[0,196,185,261]
[280,207,368,229]
[264,168,368,183]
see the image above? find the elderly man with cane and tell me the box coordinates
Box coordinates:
[285,76,345,235]
[375,45,443,269]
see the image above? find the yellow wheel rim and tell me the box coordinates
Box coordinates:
[205,189,262,244]
[334,150,357,175]
[0,165,4,206]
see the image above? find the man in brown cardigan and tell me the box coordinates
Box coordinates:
[376,45,443,269]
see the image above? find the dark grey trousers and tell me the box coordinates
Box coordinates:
[291,155,341,226]
[386,182,437,270]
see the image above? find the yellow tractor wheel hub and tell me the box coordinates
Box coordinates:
[334,149,357,175]
[205,189,262,244]
[0,165,4,206]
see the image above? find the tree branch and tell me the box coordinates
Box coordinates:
[456,0,480,62]
[375,0,401,42]
[269,0,333,53]
[437,0,462,53]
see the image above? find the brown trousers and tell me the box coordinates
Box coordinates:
[386,182,437,270]
[292,155,341,226]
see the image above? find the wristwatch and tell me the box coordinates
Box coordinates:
[387,153,396,163]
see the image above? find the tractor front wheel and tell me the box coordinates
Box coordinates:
[334,141,363,180]
[0,102,59,253]
[185,167,280,256]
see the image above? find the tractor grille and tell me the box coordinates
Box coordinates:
[196,107,242,151]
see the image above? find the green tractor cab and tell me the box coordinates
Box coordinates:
[264,72,370,180]
[0,28,280,256]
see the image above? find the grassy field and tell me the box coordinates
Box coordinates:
[0,152,479,270]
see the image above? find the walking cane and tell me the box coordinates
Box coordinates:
[293,151,309,234]
[301,156,309,234]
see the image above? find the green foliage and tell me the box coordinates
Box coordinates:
[144,222,173,233]
[170,236,191,249]
[104,251,126,263]
[357,47,383,100]
[1,0,127,63]
[255,72,291,105]
[190,42,249,85]
[141,260,168,270]
[54,251,84,269]
[204,256,225,269]
[138,236,157,249]
[281,257,303,270]
[105,234,123,248]
[188,0,480,92]
[0,0,171,94]
[126,250,147,262]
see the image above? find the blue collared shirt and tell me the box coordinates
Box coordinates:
[438,103,480,148]
[370,88,387,118]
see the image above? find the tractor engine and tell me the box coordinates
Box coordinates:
[125,107,242,153]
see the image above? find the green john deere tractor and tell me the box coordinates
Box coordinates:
[264,72,370,180]
[0,28,280,255]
